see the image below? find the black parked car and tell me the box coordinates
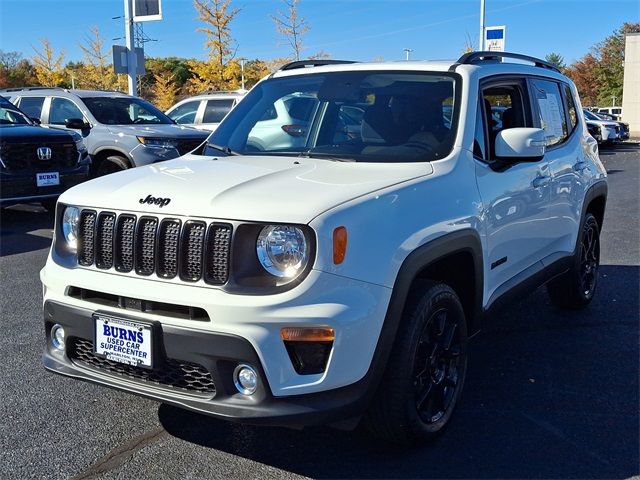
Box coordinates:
[0,96,90,210]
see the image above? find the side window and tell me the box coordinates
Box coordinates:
[481,82,529,158]
[202,99,235,123]
[167,100,199,124]
[49,97,84,125]
[17,97,45,120]
[530,78,568,147]
[473,100,486,160]
[562,83,577,135]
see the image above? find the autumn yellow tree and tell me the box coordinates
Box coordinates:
[151,69,179,110]
[78,26,125,91]
[32,39,66,86]
[188,0,241,93]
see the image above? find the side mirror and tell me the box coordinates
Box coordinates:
[65,118,90,130]
[30,117,42,125]
[495,127,545,162]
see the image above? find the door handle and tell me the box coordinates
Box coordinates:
[573,161,589,172]
[532,176,551,188]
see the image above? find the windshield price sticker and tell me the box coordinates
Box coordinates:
[94,315,152,368]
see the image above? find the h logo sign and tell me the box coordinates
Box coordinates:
[37,147,52,161]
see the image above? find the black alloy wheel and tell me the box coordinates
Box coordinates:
[365,281,468,444]
[413,306,463,425]
[547,213,601,309]
[579,217,600,297]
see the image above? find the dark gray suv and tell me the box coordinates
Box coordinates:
[3,88,209,176]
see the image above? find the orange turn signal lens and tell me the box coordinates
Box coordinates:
[280,327,335,342]
[333,226,347,264]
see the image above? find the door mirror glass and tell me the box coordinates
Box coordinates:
[65,118,90,129]
[495,127,545,161]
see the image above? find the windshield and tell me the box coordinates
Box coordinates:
[83,96,173,125]
[0,104,30,125]
[583,110,600,121]
[203,71,459,162]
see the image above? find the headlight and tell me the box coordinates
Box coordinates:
[256,225,309,279]
[136,137,178,149]
[62,206,80,251]
[75,139,86,152]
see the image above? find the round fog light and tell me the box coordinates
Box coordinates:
[51,324,66,351]
[234,364,258,395]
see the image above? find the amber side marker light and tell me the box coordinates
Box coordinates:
[280,327,335,342]
[333,226,348,264]
[281,327,335,375]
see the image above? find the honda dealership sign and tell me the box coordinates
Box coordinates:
[133,0,162,22]
[485,26,506,52]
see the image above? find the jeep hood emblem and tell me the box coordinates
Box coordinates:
[139,194,171,208]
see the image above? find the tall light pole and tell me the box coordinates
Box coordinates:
[240,58,246,90]
[403,48,413,61]
[479,0,486,51]
[123,0,137,96]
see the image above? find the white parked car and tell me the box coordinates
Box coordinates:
[41,53,607,444]
[583,108,622,144]
[596,106,622,121]
[166,90,246,132]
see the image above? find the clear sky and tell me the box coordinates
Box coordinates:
[0,0,637,65]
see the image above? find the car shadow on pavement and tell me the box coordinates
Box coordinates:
[159,264,639,479]
[598,143,639,156]
[0,204,55,257]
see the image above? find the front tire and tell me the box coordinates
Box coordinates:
[547,213,600,309]
[365,281,468,444]
[95,155,130,177]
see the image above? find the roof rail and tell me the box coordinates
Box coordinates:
[0,86,65,92]
[453,51,560,73]
[203,89,248,95]
[278,59,358,72]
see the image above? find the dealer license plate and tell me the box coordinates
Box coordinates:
[36,172,60,187]
[94,314,153,368]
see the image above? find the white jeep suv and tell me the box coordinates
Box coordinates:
[41,53,607,444]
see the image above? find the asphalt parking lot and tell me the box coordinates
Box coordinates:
[1,144,638,480]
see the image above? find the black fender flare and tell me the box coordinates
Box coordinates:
[356,229,484,406]
[582,180,608,227]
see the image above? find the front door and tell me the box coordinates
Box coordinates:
[474,78,553,301]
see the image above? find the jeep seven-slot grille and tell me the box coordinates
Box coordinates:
[77,210,232,285]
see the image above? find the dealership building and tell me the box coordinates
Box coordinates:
[622,33,639,138]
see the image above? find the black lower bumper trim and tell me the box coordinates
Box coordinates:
[43,300,374,427]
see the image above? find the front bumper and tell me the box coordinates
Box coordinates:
[43,299,381,426]
[41,258,392,425]
[0,164,90,205]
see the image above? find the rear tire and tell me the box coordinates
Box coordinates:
[547,213,600,310]
[365,281,468,444]
[95,155,130,177]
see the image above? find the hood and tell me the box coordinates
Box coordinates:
[591,119,619,128]
[0,124,76,141]
[106,124,209,139]
[60,154,433,223]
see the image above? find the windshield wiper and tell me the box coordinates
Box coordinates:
[298,150,356,162]
[207,143,240,156]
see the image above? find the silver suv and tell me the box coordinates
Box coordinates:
[3,88,209,176]
[166,90,246,132]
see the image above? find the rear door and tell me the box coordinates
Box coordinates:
[474,77,553,300]
[529,78,586,256]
